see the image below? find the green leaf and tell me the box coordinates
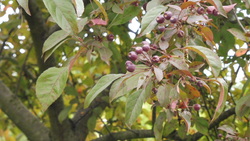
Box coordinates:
[97,47,113,65]
[163,119,178,136]
[58,106,71,123]
[213,0,227,18]
[168,57,189,70]
[194,117,209,135]
[108,5,141,28]
[43,39,68,62]
[139,5,167,36]
[72,0,84,17]
[36,67,69,111]
[236,94,250,117]
[77,17,88,33]
[179,111,191,132]
[228,28,249,41]
[154,112,166,141]
[210,78,228,122]
[43,0,78,33]
[109,77,127,102]
[185,46,221,77]
[17,0,31,15]
[43,30,69,54]
[84,74,124,108]
[125,81,153,127]
[156,84,172,107]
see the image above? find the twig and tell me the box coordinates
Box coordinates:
[229,0,246,33]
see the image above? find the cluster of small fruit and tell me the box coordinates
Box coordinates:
[125,41,160,72]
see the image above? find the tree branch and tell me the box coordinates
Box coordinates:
[0,81,50,141]
[92,108,236,141]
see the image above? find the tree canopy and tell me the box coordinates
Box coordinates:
[0,0,249,141]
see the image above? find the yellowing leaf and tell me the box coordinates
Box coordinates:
[185,46,221,77]
[185,83,200,98]
[200,26,214,43]
[180,1,196,9]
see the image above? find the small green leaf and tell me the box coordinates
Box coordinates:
[125,81,153,127]
[77,17,88,33]
[156,84,172,107]
[168,57,189,70]
[43,0,78,33]
[43,39,68,62]
[154,112,166,141]
[194,117,209,135]
[236,94,250,117]
[109,77,127,102]
[17,0,31,15]
[139,5,167,36]
[213,0,227,18]
[84,74,124,108]
[185,46,221,77]
[43,30,69,54]
[97,47,113,65]
[36,67,69,111]
[58,106,72,123]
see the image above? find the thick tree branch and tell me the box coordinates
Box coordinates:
[0,81,50,141]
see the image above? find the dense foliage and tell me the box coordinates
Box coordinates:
[0,0,249,141]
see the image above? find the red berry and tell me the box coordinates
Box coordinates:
[142,44,150,52]
[152,55,160,63]
[156,15,165,24]
[126,63,136,72]
[197,7,205,14]
[107,34,114,41]
[170,16,177,24]
[164,11,173,20]
[135,47,143,54]
[128,51,138,61]
[193,104,201,111]
[125,60,133,66]
[213,9,219,16]
[177,30,185,38]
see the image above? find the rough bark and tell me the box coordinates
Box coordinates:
[0,81,50,141]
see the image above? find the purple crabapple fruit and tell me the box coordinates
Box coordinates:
[177,30,185,38]
[206,8,213,14]
[107,34,114,41]
[152,55,160,63]
[156,15,165,24]
[125,60,133,66]
[164,11,173,20]
[152,88,158,94]
[218,134,223,138]
[135,47,143,54]
[128,51,138,61]
[193,104,201,111]
[213,9,219,16]
[170,16,177,24]
[197,81,203,87]
[158,26,166,33]
[126,63,136,72]
[197,7,205,14]
[142,44,150,52]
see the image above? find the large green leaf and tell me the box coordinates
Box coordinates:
[185,46,221,77]
[154,112,166,141]
[84,74,124,108]
[36,67,69,111]
[139,5,167,36]
[210,78,228,122]
[125,81,153,127]
[236,94,250,117]
[72,0,84,17]
[43,0,78,33]
[194,116,209,135]
[108,6,141,28]
[43,30,69,54]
